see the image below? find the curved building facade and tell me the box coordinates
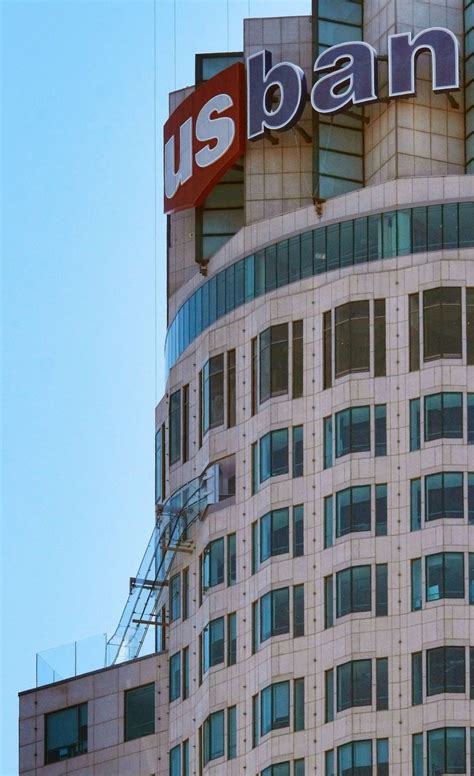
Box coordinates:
[19,5,474,776]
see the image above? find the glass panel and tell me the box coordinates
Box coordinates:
[376,564,388,616]
[375,484,388,536]
[324,416,333,468]
[124,685,154,742]
[292,425,304,477]
[411,558,422,611]
[324,496,333,548]
[412,652,423,705]
[293,505,304,557]
[375,404,387,456]
[271,428,289,477]
[411,478,421,531]
[410,398,421,451]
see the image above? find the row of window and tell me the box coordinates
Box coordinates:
[412,646,474,703]
[410,392,474,449]
[165,202,474,372]
[410,472,474,529]
[324,404,386,467]
[325,658,388,721]
[411,552,474,609]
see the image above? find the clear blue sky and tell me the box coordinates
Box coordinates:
[1,1,309,773]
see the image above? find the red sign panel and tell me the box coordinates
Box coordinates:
[163,62,246,215]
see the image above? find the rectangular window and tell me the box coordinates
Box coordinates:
[376,738,389,776]
[260,428,289,482]
[470,648,474,699]
[294,678,305,731]
[203,710,225,765]
[469,474,474,525]
[227,613,237,666]
[411,558,422,611]
[261,681,290,736]
[468,394,474,443]
[124,684,155,742]
[375,484,388,536]
[324,495,333,549]
[376,564,388,616]
[293,585,304,637]
[169,573,181,622]
[182,567,189,620]
[227,533,236,586]
[374,299,386,376]
[292,425,304,477]
[251,337,257,416]
[325,669,334,722]
[337,659,372,711]
[202,617,225,674]
[375,404,387,456]
[335,300,370,377]
[338,740,372,774]
[409,293,420,371]
[426,552,465,601]
[292,320,303,398]
[45,703,88,764]
[227,350,236,428]
[260,508,289,562]
[376,657,389,710]
[155,425,165,504]
[251,521,258,574]
[324,416,333,468]
[325,750,335,776]
[336,565,371,618]
[425,392,463,441]
[336,485,371,537]
[182,383,189,463]
[169,390,181,465]
[323,310,332,389]
[259,323,289,402]
[182,647,189,700]
[227,706,237,760]
[325,575,334,628]
[252,694,259,748]
[425,472,463,521]
[412,652,422,705]
[423,287,462,361]
[169,652,181,702]
[335,406,370,458]
[251,441,258,495]
[410,398,421,451]
[412,733,423,776]
[182,740,189,776]
[467,288,474,365]
[427,646,465,695]
[260,588,290,642]
[201,354,225,435]
[293,505,304,557]
[427,727,466,776]
[170,744,181,776]
[410,478,421,531]
[202,538,224,590]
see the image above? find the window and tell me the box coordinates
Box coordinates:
[182,567,189,620]
[45,703,88,764]
[260,428,289,482]
[336,565,371,618]
[425,472,463,521]
[202,617,225,675]
[374,299,386,376]
[325,669,334,722]
[410,478,421,531]
[261,681,290,735]
[325,750,335,776]
[324,416,333,468]
[423,287,462,361]
[412,652,422,705]
[426,552,464,601]
[376,564,388,616]
[409,293,420,371]
[375,484,387,536]
[169,390,181,465]
[335,301,370,377]
[293,320,304,398]
[375,404,387,456]
[293,505,304,557]
[169,573,181,622]
[410,398,421,451]
[227,613,237,666]
[376,658,389,710]
[169,652,181,701]
[427,646,465,695]
[227,350,236,428]
[227,533,237,587]
[203,710,225,765]
[292,425,304,477]
[293,678,304,731]
[335,406,370,458]
[227,706,237,759]
[336,485,371,537]
[155,424,166,503]
[425,392,463,441]
[200,354,224,436]
[469,394,474,443]
[324,575,334,628]
[337,740,372,776]
[182,648,189,700]
[412,733,423,776]
[411,558,422,611]
[201,535,235,596]
[255,321,303,405]
[182,384,189,462]
[261,762,305,776]
[337,660,372,711]
[293,585,304,637]
[254,586,303,647]
[169,744,181,776]
[323,310,332,389]
[257,508,289,564]
[124,683,155,741]
[427,727,466,775]
[468,288,474,364]
[377,739,389,776]
[324,495,333,549]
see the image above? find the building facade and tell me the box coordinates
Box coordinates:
[19,2,474,775]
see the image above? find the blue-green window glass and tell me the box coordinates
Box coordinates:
[376,658,389,710]
[293,505,304,557]
[201,354,224,435]
[412,652,422,705]
[203,710,225,764]
[325,669,334,722]
[459,202,474,246]
[336,565,371,618]
[289,235,301,281]
[313,227,327,274]
[397,209,412,255]
[427,728,465,776]
[324,416,333,468]
[412,733,423,776]
[169,745,181,776]
[45,703,88,764]
[262,764,290,776]
[182,648,189,699]
[469,474,474,525]
[169,390,181,465]
[425,472,463,521]
[375,484,388,536]
[169,574,181,622]
[375,404,387,456]
[261,681,290,736]
[202,538,224,589]
[324,575,334,628]
[294,760,305,776]
[251,521,259,574]
[252,695,259,748]
[427,646,465,695]
[293,585,305,637]
[335,406,370,458]
[324,495,333,548]
[169,652,181,702]
[376,739,389,776]
[470,554,474,604]
[426,552,465,601]
[340,220,354,266]
[336,485,371,537]
[425,392,463,441]
[468,395,474,443]
[411,558,422,611]
[227,533,236,586]
[182,740,189,776]
[260,429,289,482]
[260,509,289,562]
[338,741,372,776]
[292,425,304,477]
[410,478,421,531]
[251,442,258,495]
[337,659,372,711]
[376,564,388,617]
[202,617,224,674]
[227,613,237,666]
[124,684,154,742]
[227,706,237,760]
[325,750,335,776]
[260,588,290,642]
[294,678,304,731]
[259,324,289,403]
[410,398,421,451]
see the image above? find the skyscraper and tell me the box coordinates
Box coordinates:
[20,3,474,775]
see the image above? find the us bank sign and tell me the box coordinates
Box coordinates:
[164,26,460,214]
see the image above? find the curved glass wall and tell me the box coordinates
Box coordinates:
[166,202,474,372]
